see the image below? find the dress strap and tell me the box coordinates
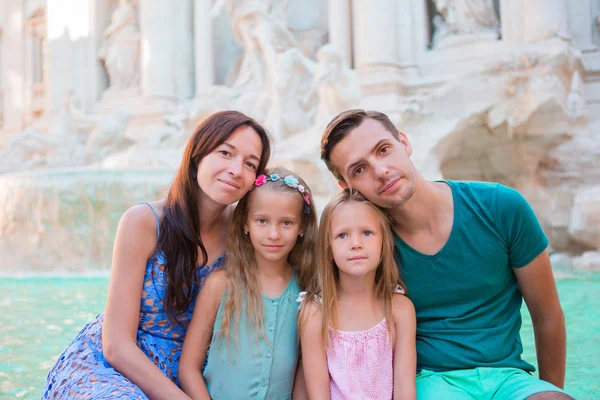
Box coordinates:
[394,285,405,295]
[138,202,160,238]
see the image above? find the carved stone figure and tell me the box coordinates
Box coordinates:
[0,92,89,172]
[211,0,298,94]
[307,44,360,124]
[431,0,500,48]
[567,71,586,122]
[263,48,316,139]
[98,0,140,91]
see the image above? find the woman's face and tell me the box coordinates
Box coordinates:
[196,125,263,206]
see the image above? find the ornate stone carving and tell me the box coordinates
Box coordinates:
[567,71,586,122]
[431,0,500,48]
[308,44,360,124]
[263,48,316,139]
[98,0,140,91]
[211,0,298,94]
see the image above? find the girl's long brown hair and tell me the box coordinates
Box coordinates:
[157,111,271,325]
[218,167,318,350]
[300,189,406,346]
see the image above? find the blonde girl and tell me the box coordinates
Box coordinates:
[179,167,317,399]
[299,189,416,400]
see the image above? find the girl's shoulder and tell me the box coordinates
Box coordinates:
[297,293,323,335]
[203,269,228,295]
[391,291,415,323]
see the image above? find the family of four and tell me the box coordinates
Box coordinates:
[43,109,571,400]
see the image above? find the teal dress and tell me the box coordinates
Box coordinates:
[203,273,301,399]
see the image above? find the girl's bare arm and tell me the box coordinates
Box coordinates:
[178,270,227,399]
[392,295,417,400]
[299,302,330,400]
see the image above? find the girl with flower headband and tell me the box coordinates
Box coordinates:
[298,189,416,400]
[179,167,317,399]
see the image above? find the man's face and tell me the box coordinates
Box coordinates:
[328,118,417,209]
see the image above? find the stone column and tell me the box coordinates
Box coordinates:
[194,0,214,93]
[46,0,75,115]
[521,0,569,43]
[85,0,112,111]
[351,0,400,76]
[1,0,25,136]
[139,0,194,100]
[395,0,419,78]
[328,0,352,67]
[568,1,596,51]
[500,0,524,45]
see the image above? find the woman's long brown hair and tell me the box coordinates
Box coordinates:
[157,111,271,325]
[217,167,318,350]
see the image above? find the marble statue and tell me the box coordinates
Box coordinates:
[0,92,89,172]
[263,48,316,139]
[306,44,360,124]
[98,0,140,91]
[567,71,586,122]
[431,0,500,48]
[211,0,298,94]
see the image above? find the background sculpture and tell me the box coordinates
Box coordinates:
[98,0,140,91]
[431,0,500,48]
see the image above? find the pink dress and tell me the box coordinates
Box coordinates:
[326,318,394,400]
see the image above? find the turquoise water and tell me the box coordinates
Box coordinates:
[0,275,598,399]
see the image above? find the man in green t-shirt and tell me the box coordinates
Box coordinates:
[320,109,572,399]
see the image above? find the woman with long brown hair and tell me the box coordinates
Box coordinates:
[43,111,271,399]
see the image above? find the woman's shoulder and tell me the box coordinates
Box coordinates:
[120,200,165,232]
[122,200,164,224]
[114,200,166,258]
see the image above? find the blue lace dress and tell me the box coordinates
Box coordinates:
[42,203,224,399]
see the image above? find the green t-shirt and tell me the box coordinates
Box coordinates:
[394,180,548,372]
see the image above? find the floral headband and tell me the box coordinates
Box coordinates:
[255,173,311,214]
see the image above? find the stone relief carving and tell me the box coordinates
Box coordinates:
[211,0,298,94]
[431,0,500,48]
[567,71,586,122]
[263,48,316,139]
[307,44,360,124]
[0,90,132,172]
[98,0,140,91]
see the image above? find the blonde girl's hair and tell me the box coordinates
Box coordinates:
[300,189,406,347]
[217,166,318,351]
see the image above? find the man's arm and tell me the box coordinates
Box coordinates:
[513,250,566,388]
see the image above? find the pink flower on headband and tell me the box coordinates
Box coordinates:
[304,194,311,206]
[255,174,267,186]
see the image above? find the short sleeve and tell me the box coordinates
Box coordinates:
[495,184,549,269]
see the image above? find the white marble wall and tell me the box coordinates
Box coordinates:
[0,0,599,272]
[1,0,26,138]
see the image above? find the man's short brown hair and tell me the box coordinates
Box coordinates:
[320,109,400,182]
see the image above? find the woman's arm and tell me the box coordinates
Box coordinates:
[299,302,330,400]
[392,295,417,400]
[179,270,227,399]
[102,204,190,400]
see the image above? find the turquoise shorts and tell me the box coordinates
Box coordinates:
[416,367,569,400]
